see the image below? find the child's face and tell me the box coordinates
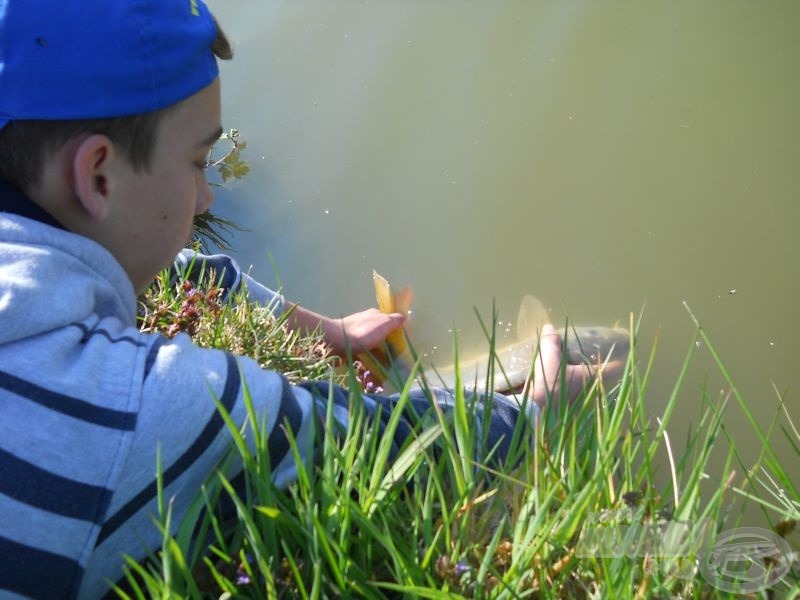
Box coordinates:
[107,78,222,292]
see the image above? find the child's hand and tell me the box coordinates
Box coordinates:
[286,303,406,357]
[327,308,406,356]
[532,324,626,409]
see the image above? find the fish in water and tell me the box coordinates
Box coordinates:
[359,274,629,394]
[424,295,629,394]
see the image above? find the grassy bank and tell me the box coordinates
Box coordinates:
[121,271,799,599]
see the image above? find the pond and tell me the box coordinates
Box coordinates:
[205,0,799,524]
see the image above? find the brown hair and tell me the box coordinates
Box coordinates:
[0,17,233,193]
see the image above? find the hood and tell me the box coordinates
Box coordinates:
[0,213,136,345]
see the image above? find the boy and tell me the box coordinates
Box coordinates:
[0,2,619,597]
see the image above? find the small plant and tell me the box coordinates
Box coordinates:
[138,268,344,386]
[192,128,250,252]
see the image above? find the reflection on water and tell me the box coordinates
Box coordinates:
[206,0,799,523]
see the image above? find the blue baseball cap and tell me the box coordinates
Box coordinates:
[0,0,220,131]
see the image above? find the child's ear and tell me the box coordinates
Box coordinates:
[72,134,116,221]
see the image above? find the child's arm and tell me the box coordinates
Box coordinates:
[174,249,406,355]
[284,304,406,356]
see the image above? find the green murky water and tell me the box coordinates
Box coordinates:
[207,0,800,523]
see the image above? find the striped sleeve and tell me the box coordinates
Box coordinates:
[173,249,285,313]
[78,334,316,598]
[0,366,139,599]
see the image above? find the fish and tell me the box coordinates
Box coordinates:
[424,295,629,393]
[360,274,629,394]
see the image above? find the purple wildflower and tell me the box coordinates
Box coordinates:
[235,553,254,586]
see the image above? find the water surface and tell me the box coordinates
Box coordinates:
[207,0,799,524]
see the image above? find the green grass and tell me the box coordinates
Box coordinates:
[122,272,799,599]
[138,266,347,386]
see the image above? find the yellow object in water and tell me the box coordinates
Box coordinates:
[373,271,412,359]
[356,271,413,387]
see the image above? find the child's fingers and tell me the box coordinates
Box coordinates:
[533,325,626,408]
[532,323,562,407]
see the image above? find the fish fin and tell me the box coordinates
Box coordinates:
[373,271,394,314]
[385,286,411,361]
[516,294,550,341]
[362,271,414,385]
[393,286,413,316]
